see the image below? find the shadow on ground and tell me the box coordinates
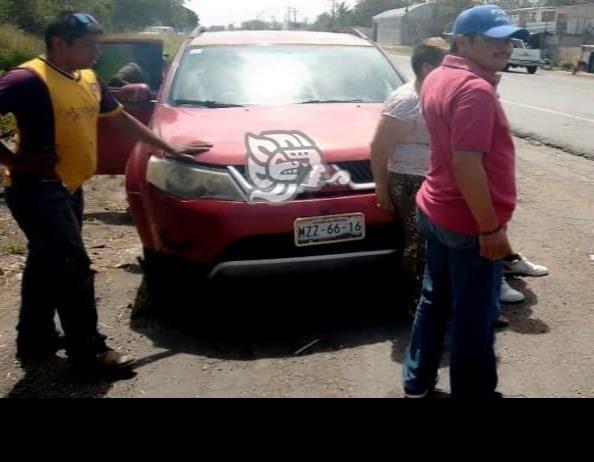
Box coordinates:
[129,270,413,368]
[84,211,133,226]
[5,357,136,399]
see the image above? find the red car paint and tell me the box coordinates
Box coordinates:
[97,32,406,275]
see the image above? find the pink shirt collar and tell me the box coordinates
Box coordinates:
[442,55,501,86]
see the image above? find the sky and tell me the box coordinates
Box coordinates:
[186,0,356,27]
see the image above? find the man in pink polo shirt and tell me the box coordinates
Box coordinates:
[402,5,529,399]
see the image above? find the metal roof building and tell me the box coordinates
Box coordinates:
[372,3,441,46]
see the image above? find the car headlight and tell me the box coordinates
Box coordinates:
[147,156,246,201]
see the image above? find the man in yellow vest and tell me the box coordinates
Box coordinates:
[0,12,212,373]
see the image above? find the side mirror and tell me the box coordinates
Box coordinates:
[117,83,153,104]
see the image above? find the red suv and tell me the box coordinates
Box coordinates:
[96,31,407,304]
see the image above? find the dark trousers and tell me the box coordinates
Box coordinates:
[403,210,501,399]
[5,180,107,360]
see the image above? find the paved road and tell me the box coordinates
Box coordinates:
[389,52,594,158]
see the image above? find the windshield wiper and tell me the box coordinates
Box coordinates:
[173,99,245,108]
[298,99,366,104]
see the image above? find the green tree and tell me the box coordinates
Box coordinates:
[435,0,476,32]
[111,0,198,32]
[312,1,354,31]
[0,0,198,35]
[335,1,354,27]
[311,13,334,31]
[240,19,270,30]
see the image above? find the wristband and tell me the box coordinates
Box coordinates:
[480,225,502,237]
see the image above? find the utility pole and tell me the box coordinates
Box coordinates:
[286,6,298,30]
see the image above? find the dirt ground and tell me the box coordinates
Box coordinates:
[0,137,593,398]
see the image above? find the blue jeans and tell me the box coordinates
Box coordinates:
[403,210,502,399]
[5,180,107,361]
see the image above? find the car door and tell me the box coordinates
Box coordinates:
[95,38,164,174]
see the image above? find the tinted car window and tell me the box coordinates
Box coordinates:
[96,43,164,90]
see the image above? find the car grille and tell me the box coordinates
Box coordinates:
[335,160,374,184]
[231,160,374,200]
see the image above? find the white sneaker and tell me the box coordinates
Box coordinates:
[504,254,549,277]
[500,278,525,304]
[404,389,430,399]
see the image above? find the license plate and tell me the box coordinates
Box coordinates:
[294,213,366,247]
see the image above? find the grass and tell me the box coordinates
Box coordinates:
[0,24,42,71]
[0,113,16,138]
[0,25,39,136]
[0,25,185,71]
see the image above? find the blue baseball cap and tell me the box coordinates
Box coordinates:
[454,5,529,40]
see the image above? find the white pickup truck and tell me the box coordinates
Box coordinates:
[507,39,542,74]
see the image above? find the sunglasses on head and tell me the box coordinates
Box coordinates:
[70,13,99,26]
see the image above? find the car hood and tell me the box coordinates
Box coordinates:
[152,103,383,166]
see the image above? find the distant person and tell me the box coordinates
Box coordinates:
[110,46,154,87]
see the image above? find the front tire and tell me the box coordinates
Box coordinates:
[133,248,206,318]
[527,66,537,74]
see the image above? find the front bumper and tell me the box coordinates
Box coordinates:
[129,185,402,270]
[209,249,399,279]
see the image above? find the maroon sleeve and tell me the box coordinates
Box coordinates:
[0,69,41,115]
[99,80,122,115]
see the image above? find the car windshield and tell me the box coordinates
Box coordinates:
[169,45,403,107]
